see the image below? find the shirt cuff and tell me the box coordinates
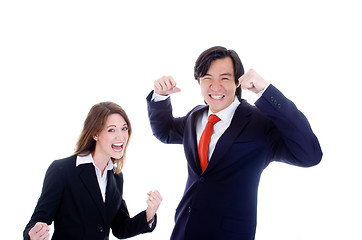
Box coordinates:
[151,92,169,102]
[148,218,155,228]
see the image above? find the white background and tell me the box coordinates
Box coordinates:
[1,0,361,239]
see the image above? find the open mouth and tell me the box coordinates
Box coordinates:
[112,143,124,152]
[209,94,224,100]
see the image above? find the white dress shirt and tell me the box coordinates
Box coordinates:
[195,98,240,161]
[76,154,114,202]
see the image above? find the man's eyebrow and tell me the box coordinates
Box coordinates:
[205,73,232,76]
[202,73,233,78]
[220,73,233,76]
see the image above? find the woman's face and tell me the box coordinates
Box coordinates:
[94,113,129,160]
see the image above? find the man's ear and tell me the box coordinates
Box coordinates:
[236,77,241,88]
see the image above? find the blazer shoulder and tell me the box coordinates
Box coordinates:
[44,155,77,182]
[190,104,207,114]
[233,100,273,132]
[50,155,77,169]
[238,99,266,118]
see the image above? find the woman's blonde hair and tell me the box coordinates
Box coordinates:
[75,102,132,174]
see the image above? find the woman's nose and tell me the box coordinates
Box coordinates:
[116,131,128,141]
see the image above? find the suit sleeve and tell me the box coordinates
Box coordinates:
[255,84,323,167]
[146,90,187,144]
[111,201,157,239]
[111,173,156,239]
[23,160,65,240]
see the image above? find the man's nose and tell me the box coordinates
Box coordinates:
[210,80,221,91]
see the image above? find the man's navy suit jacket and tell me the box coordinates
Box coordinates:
[24,155,155,240]
[147,85,322,240]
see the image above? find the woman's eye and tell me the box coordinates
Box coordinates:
[122,127,128,131]
[108,129,115,132]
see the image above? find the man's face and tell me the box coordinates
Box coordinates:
[199,57,239,113]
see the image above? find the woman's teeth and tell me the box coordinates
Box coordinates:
[112,143,123,152]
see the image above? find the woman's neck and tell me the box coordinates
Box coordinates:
[92,152,109,176]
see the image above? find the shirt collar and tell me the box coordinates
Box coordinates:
[76,153,114,172]
[208,97,240,122]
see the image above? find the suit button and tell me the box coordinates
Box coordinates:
[271,96,274,101]
[188,206,192,213]
[274,100,278,105]
[99,226,104,232]
[200,177,205,182]
[277,103,281,108]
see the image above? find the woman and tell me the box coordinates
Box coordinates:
[24,102,162,240]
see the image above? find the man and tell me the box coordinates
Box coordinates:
[146,46,322,240]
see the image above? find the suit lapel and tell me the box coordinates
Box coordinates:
[79,164,107,222]
[105,170,121,212]
[184,105,208,174]
[204,101,252,173]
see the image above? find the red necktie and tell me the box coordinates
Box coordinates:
[198,114,221,172]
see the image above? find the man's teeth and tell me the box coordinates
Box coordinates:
[210,95,223,100]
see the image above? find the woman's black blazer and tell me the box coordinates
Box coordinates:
[24,155,156,240]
